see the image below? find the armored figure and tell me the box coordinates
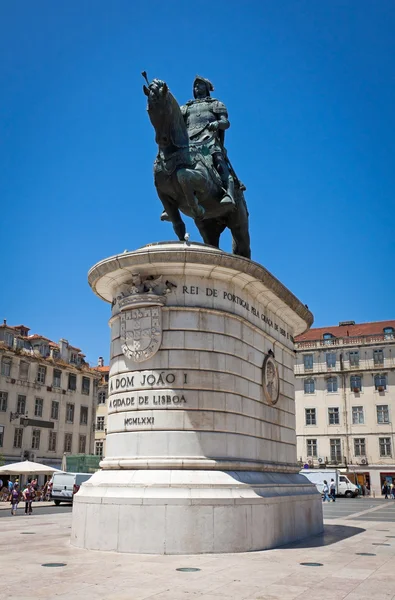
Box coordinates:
[182,76,235,209]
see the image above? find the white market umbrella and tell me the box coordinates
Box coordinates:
[0,460,63,475]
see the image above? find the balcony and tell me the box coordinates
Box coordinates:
[296,333,394,350]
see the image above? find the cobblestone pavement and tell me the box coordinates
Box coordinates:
[1,499,395,600]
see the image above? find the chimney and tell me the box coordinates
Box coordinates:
[98,356,104,367]
[3,319,6,326]
[59,338,69,360]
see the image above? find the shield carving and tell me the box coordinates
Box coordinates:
[120,305,162,362]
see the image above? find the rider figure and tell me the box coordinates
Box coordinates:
[160,75,239,222]
[182,76,235,209]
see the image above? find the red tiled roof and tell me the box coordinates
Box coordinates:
[296,319,395,342]
[28,334,55,343]
[94,366,110,372]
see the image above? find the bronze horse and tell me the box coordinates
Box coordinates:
[143,78,251,258]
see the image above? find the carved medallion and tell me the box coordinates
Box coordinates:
[262,353,280,405]
[121,306,162,363]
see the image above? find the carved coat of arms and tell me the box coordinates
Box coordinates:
[116,273,176,363]
[121,306,162,362]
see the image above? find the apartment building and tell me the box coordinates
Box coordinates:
[295,319,395,495]
[0,320,100,471]
[94,358,109,459]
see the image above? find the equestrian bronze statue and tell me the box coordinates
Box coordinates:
[143,74,251,258]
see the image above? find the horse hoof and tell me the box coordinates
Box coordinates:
[160,211,171,222]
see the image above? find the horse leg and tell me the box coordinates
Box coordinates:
[194,218,225,249]
[176,168,205,219]
[157,191,186,241]
[228,196,251,259]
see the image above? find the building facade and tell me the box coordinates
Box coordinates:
[0,321,100,473]
[295,320,395,495]
[94,358,109,459]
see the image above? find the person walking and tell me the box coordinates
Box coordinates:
[22,483,35,515]
[10,485,20,515]
[382,482,389,499]
[329,478,336,502]
[322,480,331,502]
[7,479,14,501]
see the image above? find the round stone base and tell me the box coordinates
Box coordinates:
[71,469,323,554]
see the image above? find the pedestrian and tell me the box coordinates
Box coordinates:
[329,478,336,502]
[10,485,20,515]
[7,479,13,501]
[322,480,331,502]
[46,481,52,501]
[382,482,389,499]
[22,483,35,515]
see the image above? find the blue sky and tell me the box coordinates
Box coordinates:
[1,1,394,365]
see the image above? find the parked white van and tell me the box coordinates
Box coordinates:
[50,472,92,505]
[299,469,359,497]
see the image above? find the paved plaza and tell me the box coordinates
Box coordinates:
[1,498,395,600]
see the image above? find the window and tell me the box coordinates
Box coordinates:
[326,377,338,393]
[0,391,8,412]
[48,431,57,452]
[304,379,315,394]
[19,361,29,380]
[377,405,389,424]
[349,351,359,367]
[330,438,342,462]
[64,433,73,453]
[80,406,88,425]
[1,357,12,377]
[306,439,317,457]
[53,369,62,388]
[328,407,340,425]
[32,429,41,450]
[323,333,335,345]
[305,408,316,426]
[350,375,362,392]
[4,332,13,346]
[0,425,3,447]
[68,373,77,391]
[354,438,366,457]
[375,374,387,391]
[379,437,392,457]
[40,344,49,357]
[98,391,106,405]
[352,406,364,425]
[66,403,75,423]
[96,416,105,431]
[13,428,23,448]
[82,377,90,395]
[373,349,384,365]
[95,441,104,457]
[384,327,394,340]
[70,352,78,364]
[34,397,43,417]
[17,395,26,414]
[303,355,313,369]
[79,435,86,454]
[326,353,336,368]
[36,365,46,384]
[51,400,59,420]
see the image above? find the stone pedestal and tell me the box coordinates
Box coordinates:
[72,242,323,553]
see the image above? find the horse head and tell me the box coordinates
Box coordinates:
[144,79,189,150]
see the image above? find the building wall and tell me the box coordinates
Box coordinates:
[295,329,395,495]
[94,371,109,459]
[0,348,98,471]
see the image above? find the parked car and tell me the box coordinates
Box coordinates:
[50,472,92,505]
